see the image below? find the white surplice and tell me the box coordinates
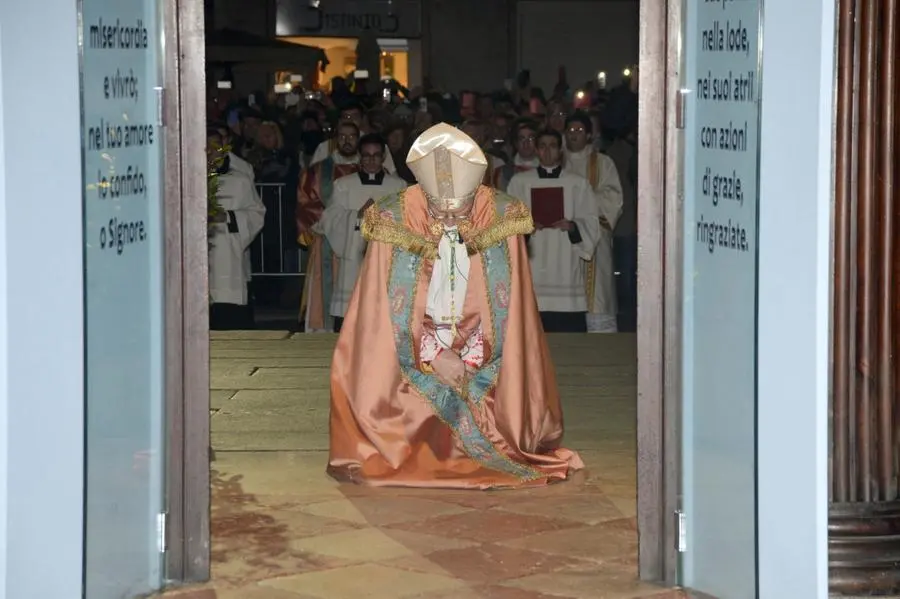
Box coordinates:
[228,151,255,180]
[300,149,360,333]
[484,154,506,188]
[565,147,624,333]
[514,155,539,169]
[314,148,360,169]
[419,226,484,368]
[497,154,537,191]
[316,170,406,317]
[507,167,601,313]
[311,138,397,173]
[209,153,266,305]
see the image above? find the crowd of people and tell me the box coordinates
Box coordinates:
[205,70,639,333]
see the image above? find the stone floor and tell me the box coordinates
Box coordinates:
[175,331,680,599]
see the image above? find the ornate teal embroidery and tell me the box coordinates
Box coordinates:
[373,189,404,217]
[387,243,541,481]
[493,190,520,213]
[465,243,511,403]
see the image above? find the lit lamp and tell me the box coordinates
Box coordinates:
[623,68,632,78]
[597,71,607,90]
[574,89,589,109]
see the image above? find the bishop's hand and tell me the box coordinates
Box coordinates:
[432,350,467,389]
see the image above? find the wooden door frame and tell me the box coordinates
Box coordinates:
[159,0,679,587]
[162,0,211,583]
[636,0,681,586]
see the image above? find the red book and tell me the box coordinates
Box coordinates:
[530,187,565,227]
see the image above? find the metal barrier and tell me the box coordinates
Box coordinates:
[249,182,305,277]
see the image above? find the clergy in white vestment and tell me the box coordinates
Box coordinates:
[497,119,540,191]
[296,121,362,333]
[507,129,601,333]
[207,128,267,330]
[315,133,407,331]
[564,113,624,333]
[309,102,397,173]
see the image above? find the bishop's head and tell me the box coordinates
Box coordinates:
[407,123,488,218]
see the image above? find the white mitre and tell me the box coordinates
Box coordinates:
[406,123,488,211]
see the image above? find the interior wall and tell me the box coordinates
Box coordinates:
[326,45,358,81]
[382,50,409,85]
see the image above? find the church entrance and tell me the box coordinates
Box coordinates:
[161,0,680,596]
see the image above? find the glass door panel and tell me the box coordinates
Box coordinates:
[679,0,762,596]
[79,0,167,595]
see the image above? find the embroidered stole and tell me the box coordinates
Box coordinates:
[386,242,541,481]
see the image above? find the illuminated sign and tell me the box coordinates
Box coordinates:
[276,0,422,38]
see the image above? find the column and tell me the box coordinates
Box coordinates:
[756,0,833,593]
[830,0,900,594]
[0,0,86,596]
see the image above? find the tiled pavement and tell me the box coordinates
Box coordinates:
[167,332,681,599]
